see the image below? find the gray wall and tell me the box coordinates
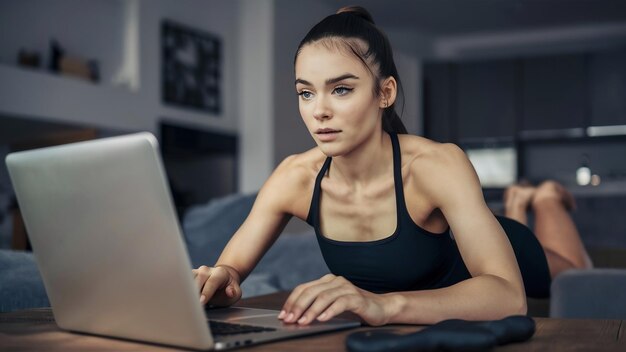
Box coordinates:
[272,0,332,166]
[0,0,126,81]
[238,0,275,193]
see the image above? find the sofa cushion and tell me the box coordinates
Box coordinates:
[550,269,626,319]
[0,249,49,312]
[183,193,258,269]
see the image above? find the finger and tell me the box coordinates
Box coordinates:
[280,275,335,319]
[278,274,336,321]
[225,282,241,298]
[295,287,350,325]
[316,296,352,322]
[200,267,230,304]
[280,284,315,322]
[194,266,211,292]
[283,278,342,324]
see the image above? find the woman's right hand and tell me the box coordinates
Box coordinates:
[192,265,242,307]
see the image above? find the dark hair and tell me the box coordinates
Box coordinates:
[295,6,407,134]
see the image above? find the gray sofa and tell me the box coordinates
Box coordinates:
[0,193,329,312]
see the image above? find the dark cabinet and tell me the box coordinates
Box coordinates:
[521,55,587,131]
[423,63,455,143]
[590,47,626,127]
[423,50,626,142]
[456,60,517,141]
[422,49,626,189]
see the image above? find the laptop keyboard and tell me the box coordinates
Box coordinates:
[209,320,277,336]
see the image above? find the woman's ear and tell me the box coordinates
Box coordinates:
[379,76,398,108]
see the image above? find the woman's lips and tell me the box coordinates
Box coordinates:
[315,129,341,142]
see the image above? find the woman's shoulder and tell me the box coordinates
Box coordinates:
[398,134,479,208]
[266,147,327,190]
[278,147,327,174]
[259,147,326,217]
[397,134,489,213]
[397,134,467,168]
[397,134,474,188]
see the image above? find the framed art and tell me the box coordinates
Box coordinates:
[161,20,222,114]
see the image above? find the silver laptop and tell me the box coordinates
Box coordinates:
[5,132,359,350]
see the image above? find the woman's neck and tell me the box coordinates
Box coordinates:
[330,130,393,187]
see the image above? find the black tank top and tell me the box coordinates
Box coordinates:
[306,133,470,293]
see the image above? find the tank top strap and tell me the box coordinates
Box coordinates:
[306,156,332,226]
[389,133,407,216]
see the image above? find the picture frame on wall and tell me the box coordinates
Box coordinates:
[161,20,222,115]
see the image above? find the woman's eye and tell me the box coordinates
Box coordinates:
[298,91,313,100]
[333,87,353,96]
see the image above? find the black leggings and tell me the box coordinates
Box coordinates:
[444,216,551,298]
[495,216,551,298]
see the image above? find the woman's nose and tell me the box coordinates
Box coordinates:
[312,97,331,120]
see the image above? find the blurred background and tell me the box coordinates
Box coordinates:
[1,0,625,261]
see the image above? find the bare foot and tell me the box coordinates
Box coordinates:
[504,184,536,210]
[504,184,536,225]
[532,180,576,211]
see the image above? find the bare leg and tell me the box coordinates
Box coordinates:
[503,184,536,225]
[531,181,593,278]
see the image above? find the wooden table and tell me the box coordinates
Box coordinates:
[1,292,625,351]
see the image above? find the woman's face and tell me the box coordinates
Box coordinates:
[295,42,383,157]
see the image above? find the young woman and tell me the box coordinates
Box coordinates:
[193,6,591,326]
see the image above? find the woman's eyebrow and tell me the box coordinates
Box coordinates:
[294,73,359,86]
[325,73,359,85]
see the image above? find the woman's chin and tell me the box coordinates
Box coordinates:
[316,143,346,158]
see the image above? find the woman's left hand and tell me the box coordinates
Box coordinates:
[278,274,390,326]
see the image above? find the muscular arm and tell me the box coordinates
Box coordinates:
[382,143,526,324]
[193,154,314,306]
[215,155,307,282]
